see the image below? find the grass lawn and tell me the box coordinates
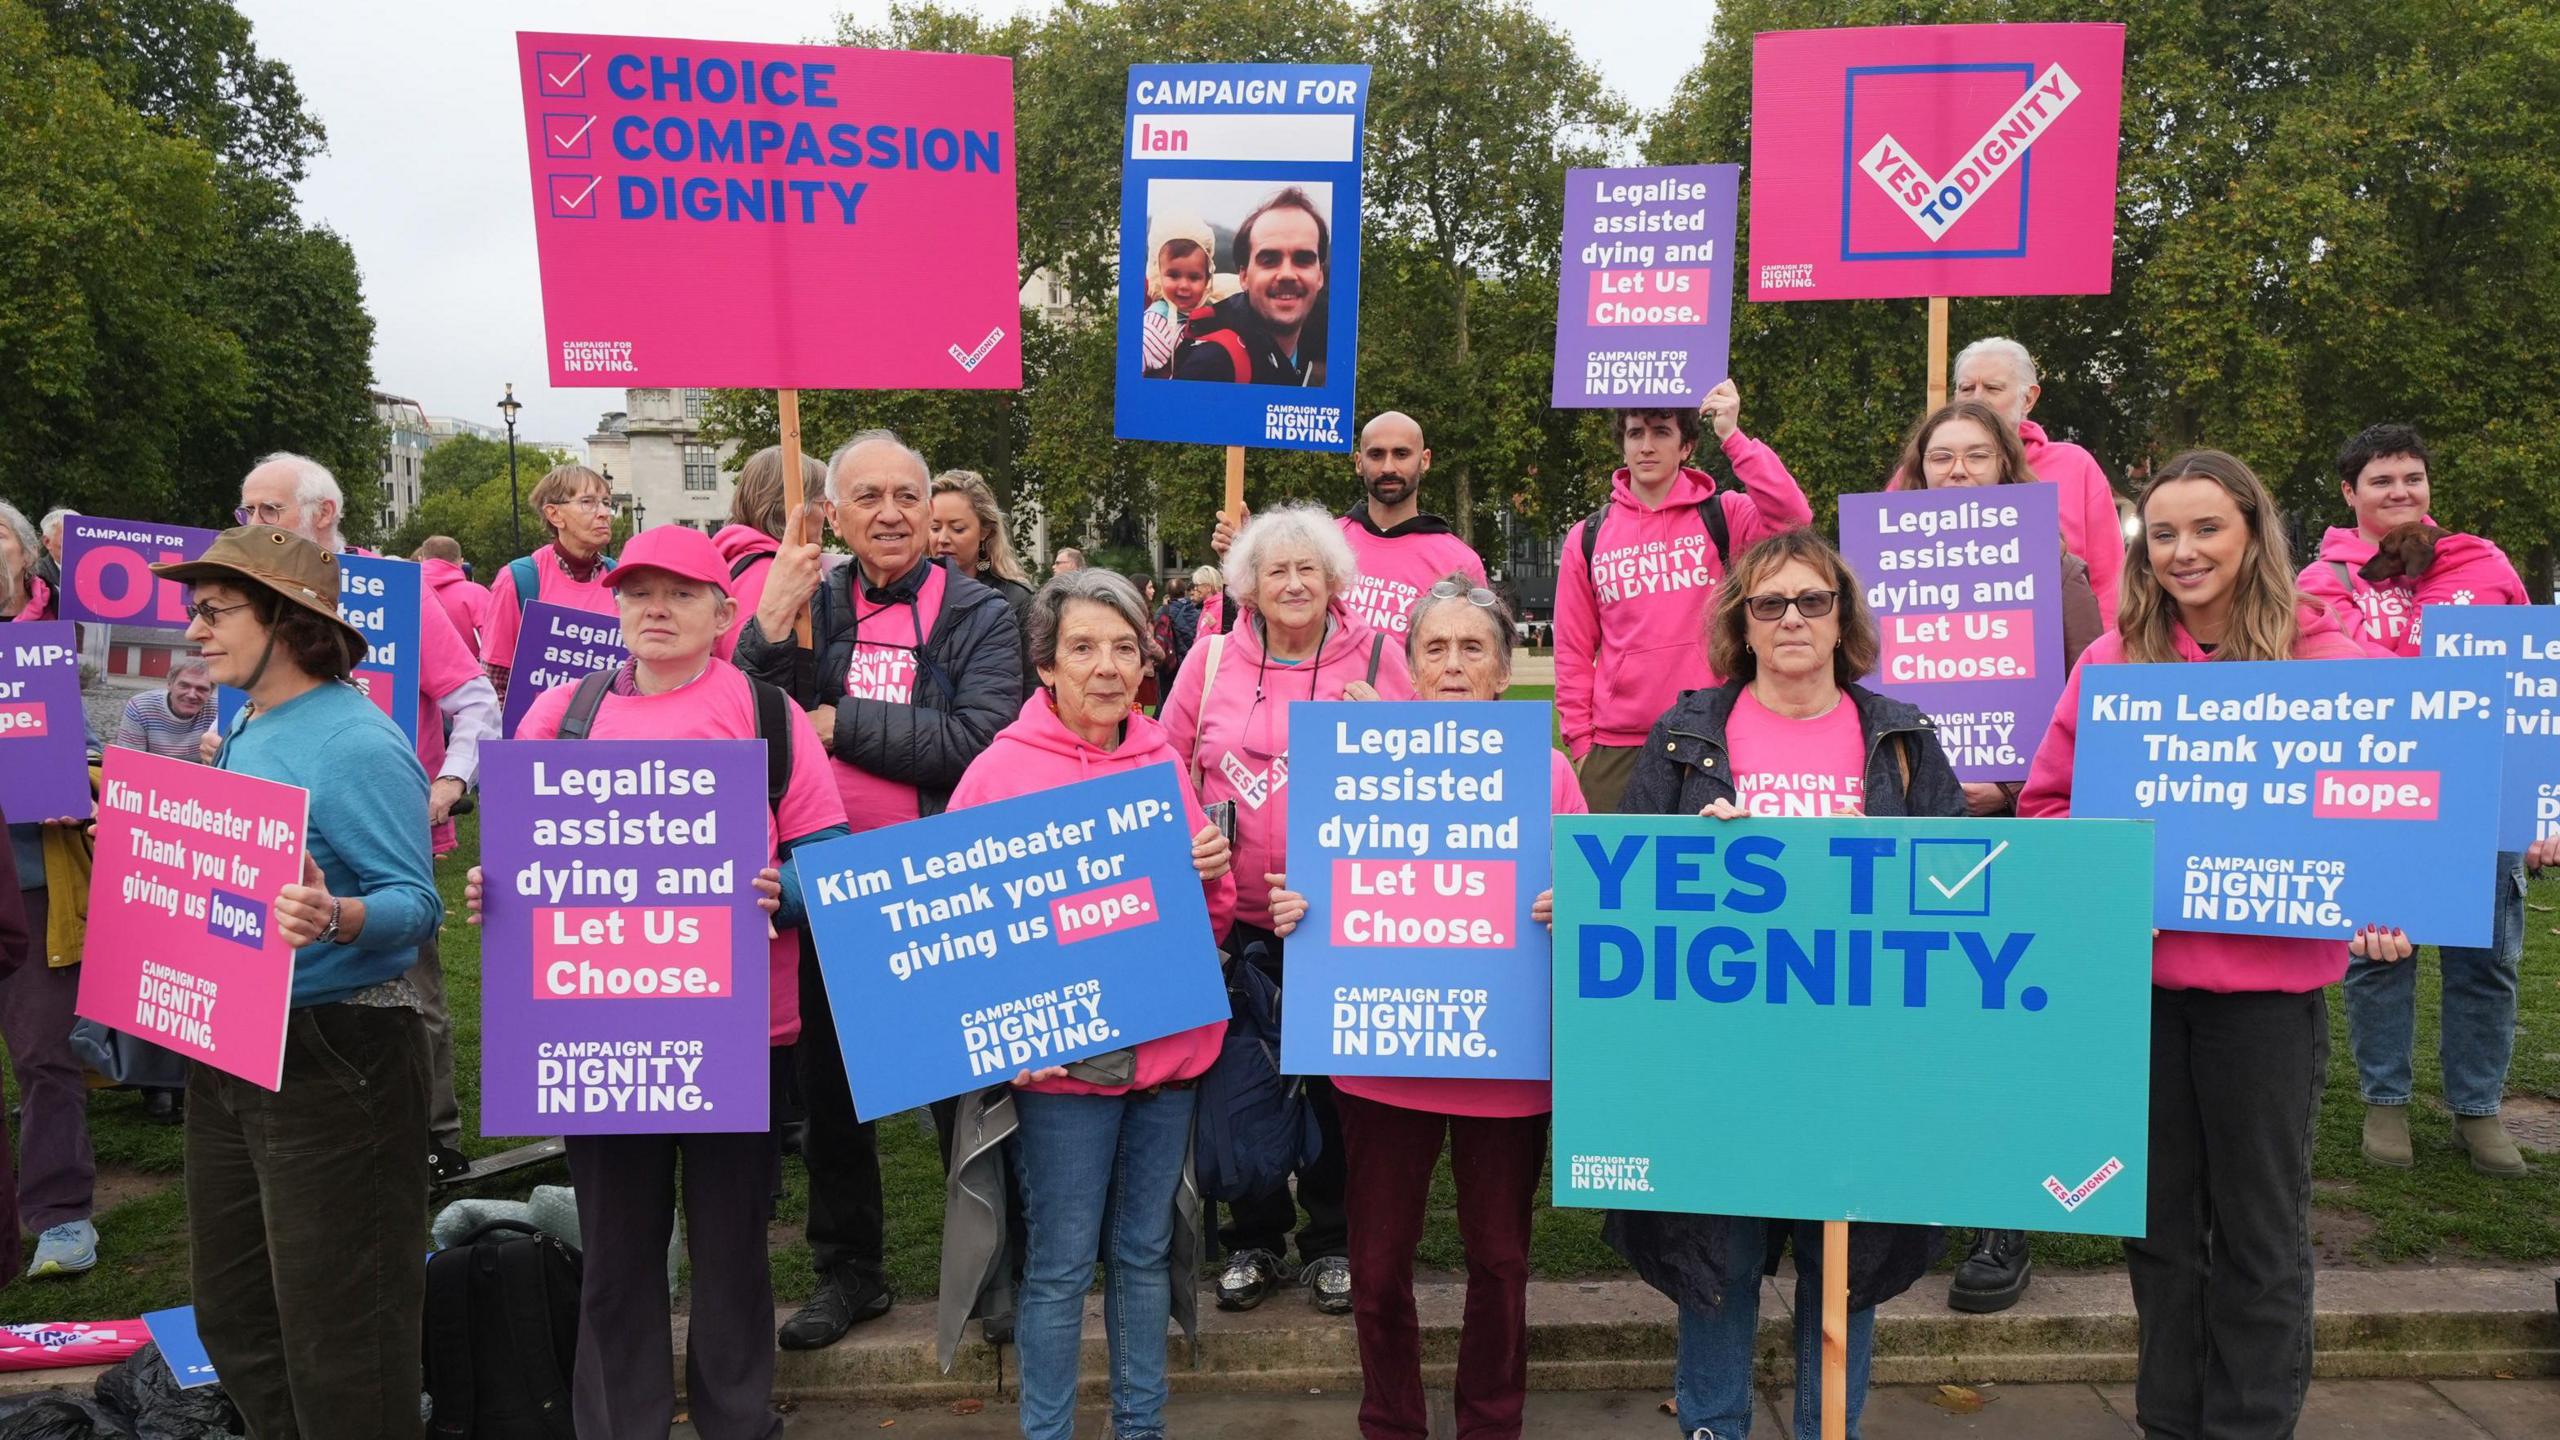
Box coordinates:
[9,805,2555,1323]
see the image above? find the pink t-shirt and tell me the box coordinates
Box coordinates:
[1727,689,1865,816]
[483,545,617,679]
[833,563,946,832]
[1331,747,1587,1119]
[517,660,849,1043]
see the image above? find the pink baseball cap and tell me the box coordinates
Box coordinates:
[604,526,733,598]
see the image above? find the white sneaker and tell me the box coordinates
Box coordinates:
[26,1219,98,1278]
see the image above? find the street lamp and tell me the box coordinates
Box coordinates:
[497,383,524,555]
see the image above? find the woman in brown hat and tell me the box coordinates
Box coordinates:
[155,525,443,1439]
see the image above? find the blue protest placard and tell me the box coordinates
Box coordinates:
[1550,815,2152,1234]
[2424,606,2560,851]
[1281,701,1555,1079]
[1113,64,1370,451]
[2068,657,2504,945]
[799,765,1226,1119]
[0,623,92,821]
[141,1307,218,1389]
[502,600,628,736]
[1839,485,2064,781]
[477,740,771,1134]
[214,552,423,745]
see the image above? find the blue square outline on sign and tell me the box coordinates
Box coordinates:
[535,51,590,98]
[542,112,595,159]
[1839,62,2037,264]
[1908,837,1999,917]
[549,174,602,220]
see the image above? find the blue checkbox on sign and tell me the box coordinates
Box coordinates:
[536,51,591,98]
[549,174,602,220]
[543,113,596,159]
[1909,837,2007,918]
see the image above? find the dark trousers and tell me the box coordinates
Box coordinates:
[1573,745,1642,816]
[403,931,462,1146]
[793,930,886,1283]
[2130,986,2326,1440]
[567,1127,780,1440]
[1217,923,1346,1264]
[188,1004,429,1440]
[0,928,93,1232]
[1337,1090,1546,1440]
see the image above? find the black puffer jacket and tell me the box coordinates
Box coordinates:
[736,557,1025,819]
[1603,680,1961,1314]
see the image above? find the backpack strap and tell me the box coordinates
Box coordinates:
[486,1237,577,1439]
[1701,493,1731,572]
[423,1247,478,1439]
[749,677,793,822]
[507,554,540,608]
[1365,633,1384,687]
[1190,632,1228,791]
[553,669,615,741]
[1576,504,1608,574]
[731,550,771,581]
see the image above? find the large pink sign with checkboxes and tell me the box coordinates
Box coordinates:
[516,32,1021,389]
[1746,24,2124,301]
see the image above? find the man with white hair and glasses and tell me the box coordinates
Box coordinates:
[1946,336,2127,626]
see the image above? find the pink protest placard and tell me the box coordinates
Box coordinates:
[517,32,1021,389]
[79,749,307,1090]
[1747,24,2124,301]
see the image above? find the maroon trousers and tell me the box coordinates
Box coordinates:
[1336,1089,1548,1440]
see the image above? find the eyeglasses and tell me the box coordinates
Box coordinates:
[234,502,289,525]
[1924,448,1999,470]
[1743,590,1838,622]
[185,598,257,627]
[1429,580,1498,608]
[550,496,615,513]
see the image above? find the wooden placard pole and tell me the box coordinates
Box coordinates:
[1926,296,1951,411]
[1224,444,1248,532]
[1821,1218,1850,1440]
[773,386,814,645]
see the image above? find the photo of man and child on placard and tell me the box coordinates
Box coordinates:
[1139,180,1334,388]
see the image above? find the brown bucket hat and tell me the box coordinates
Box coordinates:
[150,525,366,667]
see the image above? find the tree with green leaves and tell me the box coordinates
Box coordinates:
[388,445,579,570]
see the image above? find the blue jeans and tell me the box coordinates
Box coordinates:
[1671,1219,1875,1440]
[1012,1086,1196,1440]
[2344,851,2524,1115]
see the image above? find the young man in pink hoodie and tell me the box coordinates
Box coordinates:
[1554,379,1811,813]
[1208,411,1490,641]
[1946,336,2127,626]
[2298,423,2532,1177]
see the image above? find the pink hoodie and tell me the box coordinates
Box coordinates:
[948,693,1237,1094]
[1554,431,1812,756]
[1159,602,1418,930]
[1335,504,1488,638]
[2296,525,2528,657]
[417,557,492,660]
[2019,604,2368,993]
[710,523,781,661]
[482,543,617,681]
[1333,748,1587,1119]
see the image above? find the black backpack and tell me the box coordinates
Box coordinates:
[1578,490,1732,576]
[423,1220,583,1439]
[1192,942,1323,1204]
[555,667,795,817]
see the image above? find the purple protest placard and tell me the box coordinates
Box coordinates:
[477,738,769,1135]
[1839,485,2064,781]
[1552,164,1739,409]
[0,624,92,821]
[501,601,628,736]
[58,516,222,629]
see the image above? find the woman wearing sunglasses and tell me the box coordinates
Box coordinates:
[1263,574,1582,1440]
[1159,502,1414,1316]
[1606,529,1962,1440]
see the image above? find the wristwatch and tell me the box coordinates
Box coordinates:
[316,897,344,945]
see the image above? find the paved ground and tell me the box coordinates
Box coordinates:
[697,1379,2560,1438]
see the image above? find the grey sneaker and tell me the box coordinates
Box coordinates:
[26,1220,97,1278]
[1305,1255,1351,1315]
[1215,1248,1284,1311]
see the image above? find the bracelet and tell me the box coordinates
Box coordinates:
[317,897,344,945]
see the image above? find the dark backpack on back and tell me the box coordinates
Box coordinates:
[1192,943,1323,1204]
[555,667,795,818]
[423,1219,582,1439]
[1578,491,1732,577]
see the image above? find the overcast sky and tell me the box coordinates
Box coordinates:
[238,1,1714,449]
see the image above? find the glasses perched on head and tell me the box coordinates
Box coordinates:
[234,501,289,525]
[1429,579,1498,608]
[1743,589,1839,622]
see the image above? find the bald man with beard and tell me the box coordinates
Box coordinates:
[1210,411,1489,639]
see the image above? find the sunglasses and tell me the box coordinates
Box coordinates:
[1743,590,1839,622]
[1429,579,1498,608]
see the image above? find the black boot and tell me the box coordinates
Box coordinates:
[1947,1229,2032,1313]
[778,1267,892,1350]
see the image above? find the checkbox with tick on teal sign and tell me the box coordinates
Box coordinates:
[1909,837,2008,917]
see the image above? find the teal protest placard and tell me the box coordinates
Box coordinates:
[1550,815,2152,1235]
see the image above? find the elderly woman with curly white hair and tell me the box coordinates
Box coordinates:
[1159,502,1413,1317]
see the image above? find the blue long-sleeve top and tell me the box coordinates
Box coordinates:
[775,823,850,932]
[219,682,443,1005]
